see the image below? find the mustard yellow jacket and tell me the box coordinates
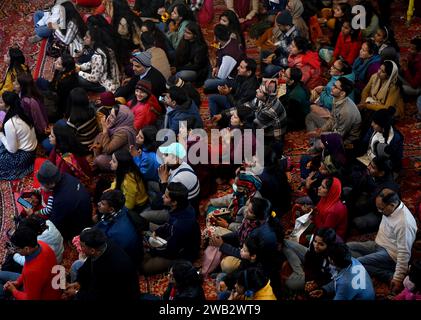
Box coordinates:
[111,172,148,210]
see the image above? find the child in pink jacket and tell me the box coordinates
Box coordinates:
[394,260,421,300]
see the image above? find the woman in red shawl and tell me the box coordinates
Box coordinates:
[313,177,348,240]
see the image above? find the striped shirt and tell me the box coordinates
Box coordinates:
[67,116,99,147]
[54,20,83,57]
[168,162,200,200]
[38,196,54,217]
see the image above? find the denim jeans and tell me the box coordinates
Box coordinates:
[34,10,53,38]
[347,241,396,283]
[208,94,232,117]
[41,119,67,154]
[176,70,198,82]
[0,271,20,299]
[203,78,234,94]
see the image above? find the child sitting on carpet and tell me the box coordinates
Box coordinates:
[394,260,421,300]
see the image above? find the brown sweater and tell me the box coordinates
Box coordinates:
[94,130,129,155]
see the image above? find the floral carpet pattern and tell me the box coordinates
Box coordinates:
[0,0,420,300]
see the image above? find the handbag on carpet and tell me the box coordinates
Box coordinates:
[46,35,68,58]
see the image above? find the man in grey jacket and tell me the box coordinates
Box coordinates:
[322,77,361,146]
[307,77,361,150]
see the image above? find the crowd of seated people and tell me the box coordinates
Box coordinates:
[0,0,420,301]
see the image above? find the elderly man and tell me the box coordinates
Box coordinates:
[347,188,418,295]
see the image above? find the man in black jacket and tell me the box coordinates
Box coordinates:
[141,182,201,275]
[115,51,166,102]
[208,58,259,118]
[64,228,140,300]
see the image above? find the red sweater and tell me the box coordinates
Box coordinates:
[332,32,362,65]
[127,95,162,131]
[12,241,62,300]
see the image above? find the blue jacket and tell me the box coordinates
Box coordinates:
[323,258,375,300]
[50,173,92,240]
[95,207,140,264]
[132,149,160,182]
[167,99,203,134]
[154,205,201,261]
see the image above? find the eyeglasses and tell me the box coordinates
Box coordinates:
[332,83,342,91]
[330,64,342,72]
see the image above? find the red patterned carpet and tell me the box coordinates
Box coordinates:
[0,0,420,300]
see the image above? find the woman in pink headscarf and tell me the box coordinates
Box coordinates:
[313,177,348,240]
[92,104,137,171]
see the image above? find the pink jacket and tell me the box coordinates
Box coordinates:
[394,288,421,300]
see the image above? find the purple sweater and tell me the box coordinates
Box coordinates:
[21,97,48,136]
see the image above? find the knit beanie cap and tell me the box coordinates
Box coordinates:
[99,91,116,106]
[132,51,152,67]
[135,80,152,95]
[37,160,61,185]
[276,10,293,26]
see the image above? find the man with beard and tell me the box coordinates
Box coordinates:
[141,182,201,275]
[307,77,361,151]
[208,58,259,118]
[115,51,166,102]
